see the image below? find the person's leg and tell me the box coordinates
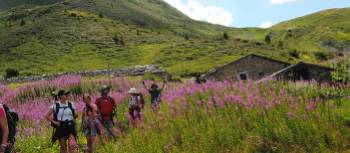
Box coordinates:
[129,107,135,120]
[68,135,78,153]
[104,120,117,140]
[136,107,141,120]
[86,136,93,153]
[90,136,96,153]
[59,138,68,153]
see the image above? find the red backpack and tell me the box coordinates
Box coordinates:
[96,96,116,118]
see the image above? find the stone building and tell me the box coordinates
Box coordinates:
[200,54,290,81]
[201,54,333,82]
[269,62,333,82]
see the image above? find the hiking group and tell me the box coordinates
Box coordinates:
[43,80,166,153]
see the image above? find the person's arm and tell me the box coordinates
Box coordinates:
[160,80,167,90]
[81,107,86,120]
[72,104,78,119]
[0,116,8,145]
[45,108,59,126]
[142,81,149,91]
[112,98,117,111]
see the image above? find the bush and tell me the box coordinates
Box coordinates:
[314,51,334,61]
[69,13,77,17]
[113,33,119,44]
[4,68,19,79]
[278,41,284,49]
[223,32,229,40]
[264,34,271,44]
[332,59,350,84]
[20,19,26,26]
[288,49,300,58]
[184,34,189,40]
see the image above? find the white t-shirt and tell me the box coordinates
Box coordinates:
[50,101,76,121]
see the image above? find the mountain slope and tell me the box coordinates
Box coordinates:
[268,8,350,54]
[0,0,272,77]
[0,0,62,10]
[0,0,349,78]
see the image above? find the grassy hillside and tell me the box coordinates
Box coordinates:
[268,8,350,54]
[0,0,349,78]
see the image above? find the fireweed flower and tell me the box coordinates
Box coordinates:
[306,100,316,112]
[246,94,255,109]
[212,96,225,108]
[287,111,296,119]
[23,127,34,137]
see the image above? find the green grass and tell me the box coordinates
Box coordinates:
[7,78,350,153]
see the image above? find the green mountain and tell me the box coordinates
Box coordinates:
[268,8,350,54]
[0,0,348,78]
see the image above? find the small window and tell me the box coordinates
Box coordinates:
[259,72,265,77]
[239,72,248,81]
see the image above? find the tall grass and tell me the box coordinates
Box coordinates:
[0,76,349,152]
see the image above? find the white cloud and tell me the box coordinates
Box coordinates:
[259,21,273,28]
[270,0,296,4]
[163,0,233,26]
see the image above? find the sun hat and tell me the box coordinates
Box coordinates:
[100,85,111,92]
[128,88,138,94]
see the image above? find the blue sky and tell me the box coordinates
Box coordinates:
[163,0,350,28]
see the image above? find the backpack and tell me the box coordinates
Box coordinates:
[129,95,140,107]
[0,104,19,144]
[52,102,75,128]
[96,97,116,118]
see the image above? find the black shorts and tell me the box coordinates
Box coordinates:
[52,121,77,143]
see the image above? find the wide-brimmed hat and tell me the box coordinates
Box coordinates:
[128,88,138,94]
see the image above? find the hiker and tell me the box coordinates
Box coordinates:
[0,103,19,153]
[128,88,143,123]
[82,94,102,153]
[142,80,166,109]
[95,85,117,140]
[45,90,78,153]
[0,104,9,153]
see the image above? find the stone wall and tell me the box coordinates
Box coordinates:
[0,65,172,84]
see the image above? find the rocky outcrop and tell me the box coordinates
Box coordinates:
[0,65,172,84]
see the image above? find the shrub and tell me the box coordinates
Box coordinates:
[278,41,284,49]
[264,34,271,44]
[314,51,332,61]
[20,19,26,26]
[288,49,300,58]
[120,36,125,46]
[332,59,350,84]
[223,32,229,40]
[69,13,77,17]
[4,68,19,79]
[113,34,119,44]
[99,12,104,18]
[184,34,189,40]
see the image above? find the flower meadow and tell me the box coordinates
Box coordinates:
[0,75,350,153]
